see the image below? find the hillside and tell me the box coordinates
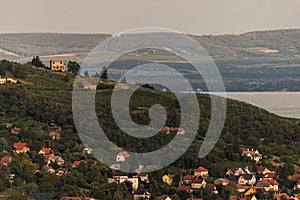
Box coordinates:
[0,61,300,199]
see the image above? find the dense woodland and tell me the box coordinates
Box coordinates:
[0,61,300,199]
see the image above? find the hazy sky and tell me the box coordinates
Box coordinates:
[1,0,300,35]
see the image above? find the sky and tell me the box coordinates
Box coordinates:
[1,0,300,35]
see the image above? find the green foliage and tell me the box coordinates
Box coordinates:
[31,56,45,68]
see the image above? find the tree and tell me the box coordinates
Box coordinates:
[100,67,108,79]
[67,61,80,74]
[31,56,45,68]
[84,71,89,77]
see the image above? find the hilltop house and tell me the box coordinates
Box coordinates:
[13,142,29,154]
[50,60,65,72]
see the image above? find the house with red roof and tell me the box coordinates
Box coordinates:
[191,177,206,189]
[256,166,272,175]
[263,172,277,180]
[10,127,21,134]
[257,178,279,191]
[49,131,61,140]
[39,147,55,157]
[0,156,12,165]
[194,166,209,177]
[183,175,195,185]
[290,173,300,180]
[291,193,300,199]
[13,142,29,154]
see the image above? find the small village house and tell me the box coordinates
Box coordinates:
[0,156,12,165]
[162,174,175,185]
[242,149,262,163]
[39,147,55,157]
[10,127,21,134]
[49,131,61,140]
[13,142,30,154]
[194,166,209,177]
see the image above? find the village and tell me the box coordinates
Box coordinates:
[2,121,300,200]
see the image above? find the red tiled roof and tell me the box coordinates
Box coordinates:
[11,127,21,134]
[161,126,171,132]
[264,172,276,179]
[291,173,300,180]
[1,156,12,164]
[49,131,59,137]
[72,161,81,168]
[13,142,27,150]
[194,166,208,172]
[260,178,279,185]
[40,147,54,155]
[293,194,300,199]
[168,174,175,179]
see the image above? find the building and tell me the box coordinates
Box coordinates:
[49,131,61,140]
[194,166,209,177]
[162,174,175,185]
[50,60,65,72]
[1,156,12,165]
[0,77,17,84]
[13,142,30,154]
[242,149,262,163]
[116,151,130,162]
[133,189,151,200]
[39,147,55,157]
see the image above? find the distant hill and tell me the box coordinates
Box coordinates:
[2,29,300,63]
[2,29,300,91]
[0,33,111,63]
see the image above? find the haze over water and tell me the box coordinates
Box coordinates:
[226,92,300,119]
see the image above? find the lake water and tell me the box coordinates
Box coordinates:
[225,92,300,119]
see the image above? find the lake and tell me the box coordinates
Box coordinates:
[225,92,300,119]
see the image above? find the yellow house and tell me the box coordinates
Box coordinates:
[50,60,65,72]
[162,174,175,185]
